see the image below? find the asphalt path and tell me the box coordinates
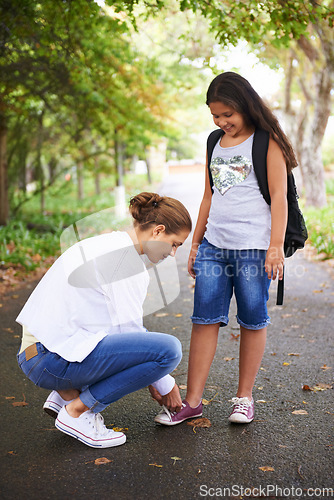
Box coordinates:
[1,169,333,500]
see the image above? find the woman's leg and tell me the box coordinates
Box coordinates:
[66,332,182,415]
[237,326,267,400]
[185,323,220,408]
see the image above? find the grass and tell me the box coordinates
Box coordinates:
[1,171,160,271]
[303,178,334,260]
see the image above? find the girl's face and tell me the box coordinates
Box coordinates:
[209,102,252,138]
[142,226,190,264]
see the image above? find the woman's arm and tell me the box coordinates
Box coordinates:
[188,153,213,278]
[265,138,288,281]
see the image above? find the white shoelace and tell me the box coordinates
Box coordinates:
[160,402,186,421]
[230,397,252,415]
[85,412,110,436]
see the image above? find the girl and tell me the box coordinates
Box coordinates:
[16,192,192,448]
[155,71,297,426]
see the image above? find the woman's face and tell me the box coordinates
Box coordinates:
[142,226,190,264]
[209,101,251,138]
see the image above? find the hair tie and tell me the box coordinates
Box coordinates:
[152,201,158,207]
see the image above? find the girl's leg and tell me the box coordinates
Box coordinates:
[237,326,267,399]
[185,323,220,407]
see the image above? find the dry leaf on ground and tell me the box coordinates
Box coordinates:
[259,466,275,472]
[94,457,112,465]
[187,417,212,433]
[292,409,308,415]
[154,312,169,317]
[149,463,163,468]
[171,456,182,465]
[12,394,28,407]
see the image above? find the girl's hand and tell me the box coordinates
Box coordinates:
[265,245,284,281]
[188,245,198,278]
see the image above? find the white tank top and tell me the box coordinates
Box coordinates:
[205,133,271,250]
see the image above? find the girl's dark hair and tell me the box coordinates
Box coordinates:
[129,192,192,234]
[206,72,297,173]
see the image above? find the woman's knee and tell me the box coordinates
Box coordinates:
[162,334,182,366]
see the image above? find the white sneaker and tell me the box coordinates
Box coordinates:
[43,391,74,419]
[55,406,126,448]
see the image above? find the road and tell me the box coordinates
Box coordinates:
[1,169,333,499]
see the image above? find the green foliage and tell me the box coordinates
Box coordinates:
[0,172,158,270]
[303,179,334,259]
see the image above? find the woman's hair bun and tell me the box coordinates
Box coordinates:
[129,191,192,233]
[129,192,162,222]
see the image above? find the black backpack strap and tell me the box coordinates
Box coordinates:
[252,129,287,306]
[207,129,224,194]
[276,268,284,306]
[252,128,270,205]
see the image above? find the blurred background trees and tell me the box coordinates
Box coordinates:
[0,0,333,266]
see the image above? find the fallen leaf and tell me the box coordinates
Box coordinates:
[12,394,28,407]
[312,383,332,391]
[282,313,292,318]
[230,333,240,341]
[288,353,300,356]
[149,463,163,468]
[292,410,308,415]
[154,312,169,317]
[256,400,267,403]
[320,364,332,370]
[11,295,19,299]
[187,417,212,433]
[5,396,15,400]
[223,357,234,361]
[7,451,17,455]
[174,313,183,317]
[179,384,187,390]
[171,456,182,465]
[259,466,275,472]
[257,386,264,390]
[202,392,218,405]
[94,457,112,465]
[282,362,290,366]
[313,289,323,293]
[112,427,128,432]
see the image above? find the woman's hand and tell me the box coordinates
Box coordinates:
[148,384,182,413]
[161,384,182,412]
[265,245,284,281]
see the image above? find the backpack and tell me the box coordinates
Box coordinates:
[206,128,308,305]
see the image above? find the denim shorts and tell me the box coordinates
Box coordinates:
[191,238,271,330]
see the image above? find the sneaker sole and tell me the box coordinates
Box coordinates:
[228,415,254,424]
[154,411,203,426]
[55,419,126,448]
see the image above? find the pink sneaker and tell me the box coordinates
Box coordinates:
[228,397,254,423]
[154,400,203,426]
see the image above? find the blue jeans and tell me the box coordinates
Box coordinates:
[17,333,182,413]
[191,238,271,330]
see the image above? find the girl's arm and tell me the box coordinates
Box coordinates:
[188,153,213,278]
[265,138,288,281]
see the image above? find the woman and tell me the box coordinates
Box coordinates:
[16,192,191,448]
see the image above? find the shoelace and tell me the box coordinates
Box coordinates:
[161,402,186,421]
[85,411,110,436]
[230,397,252,416]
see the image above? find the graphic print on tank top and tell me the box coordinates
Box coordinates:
[210,155,252,196]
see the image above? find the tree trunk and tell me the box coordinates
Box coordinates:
[77,161,84,200]
[298,68,331,207]
[0,113,8,225]
[94,171,101,195]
